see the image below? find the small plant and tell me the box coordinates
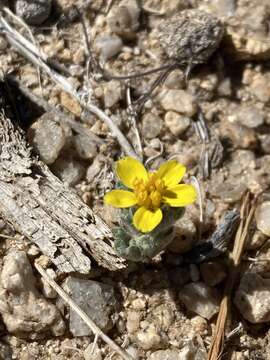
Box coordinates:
[104,157,196,262]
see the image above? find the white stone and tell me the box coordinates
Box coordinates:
[126,310,141,333]
[63,277,116,336]
[28,115,66,165]
[0,250,65,337]
[255,201,270,236]
[159,89,197,117]
[149,349,182,360]
[136,323,162,350]
[84,343,102,360]
[104,81,122,108]
[73,134,97,160]
[179,282,220,320]
[165,111,191,135]
[86,157,103,183]
[142,112,163,139]
[52,157,84,186]
[234,272,270,323]
[94,35,123,61]
[107,0,140,40]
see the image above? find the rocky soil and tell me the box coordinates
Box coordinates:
[0,0,270,359]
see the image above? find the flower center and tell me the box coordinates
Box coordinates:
[133,173,165,210]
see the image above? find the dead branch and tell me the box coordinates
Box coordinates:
[0,109,126,273]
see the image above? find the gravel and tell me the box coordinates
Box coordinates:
[15,0,52,25]
[0,250,65,337]
[234,273,270,323]
[179,282,220,320]
[63,277,116,336]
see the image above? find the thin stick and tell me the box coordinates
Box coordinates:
[191,176,203,241]
[0,12,138,159]
[102,63,176,81]
[0,233,23,240]
[145,139,164,167]
[35,262,134,360]
[207,192,256,360]
[90,334,99,355]
[3,7,43,92]
[6,75,103,145]
[126,86,143,160]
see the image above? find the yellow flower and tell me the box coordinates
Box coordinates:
[104,157,196,233]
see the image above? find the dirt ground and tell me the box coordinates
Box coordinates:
[0,0,270,359]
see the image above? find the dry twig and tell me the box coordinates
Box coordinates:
[6,74,104,146]
[35,262,134,360]
[207,192,256,360]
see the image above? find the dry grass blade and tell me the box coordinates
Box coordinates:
[207,192,256,360]
[35,262,135,360]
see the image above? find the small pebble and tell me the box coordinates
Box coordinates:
[15,0,52,25]
[149,349,182,360]
[126,310,141,333]
[27,245,40,257]
[63,277,116,336]
[107,0,140,40]
[158,9,224,64]
[228,106,265,129]
[219,122,257,149]
[190,316,208,335]
[159,89,197,117]
[28,115,66,165]
[84,343,102,360]
[178,341,207,360]
[259,134,270,154]
[164,69,185,89]
[200,262,227,286]
[103,81,122,108]
[255,201,270,236]
[73,134,97,160]
[51,157,85,186]
[165,111,191,136]
[250,74,270,103]
[210,179,247,203]
[86,157,103,183]
[179,282,220,320]
[136,323,163,350]
[142,112,163,139]
[234,272,270,323]
[209,0,236,17]
[0,341,12,360]
[94,35,123,62]
[60,92,82,117]
[247,230,267,250]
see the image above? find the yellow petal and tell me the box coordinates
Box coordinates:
[162,184,196,207]
[156,160,186,187]
[115,157,148,189]
[104,190,137,208]
[133,206,163,233]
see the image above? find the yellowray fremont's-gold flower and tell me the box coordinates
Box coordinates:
[104,157,196,233]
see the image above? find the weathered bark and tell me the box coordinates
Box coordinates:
[0,112,126,273]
